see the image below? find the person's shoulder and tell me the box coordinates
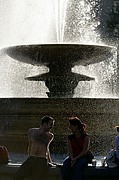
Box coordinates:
[47,132,54,141]
[116,135,119,140]
[83,133,90,137]
[48,132,54,138]
[83,133,90,141]
[68,133,75,140]
[80,132,89,139]
[49,132,54,137]
[28,128,39,134]
[85,133,89,137]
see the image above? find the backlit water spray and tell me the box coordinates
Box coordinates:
[0,0,117,97]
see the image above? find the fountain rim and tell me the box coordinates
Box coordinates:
[2,43,115,67]
[2,43,115,49]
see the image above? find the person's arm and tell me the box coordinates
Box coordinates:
[47,133,54,164]
[68,139,73,160]
[73,136,90,162]
[68,138,75,167]
[47,146,52,163]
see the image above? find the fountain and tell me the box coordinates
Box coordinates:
[0,1,119,179]
[0,0,117,98]
[2,44,113,98]
[0,0,118,163]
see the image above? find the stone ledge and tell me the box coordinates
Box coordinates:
[0,163,119,180]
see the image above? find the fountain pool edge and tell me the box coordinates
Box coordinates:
[0,163,119,180]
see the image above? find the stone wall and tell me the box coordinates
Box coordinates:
[0,98,119,155]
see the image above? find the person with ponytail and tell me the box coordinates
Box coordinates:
[61,117,92,180]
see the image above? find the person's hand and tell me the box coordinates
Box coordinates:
[48,162,56,167]
[71,158,77,167]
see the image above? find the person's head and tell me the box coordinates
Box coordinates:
[115,126,119,133]
[68,117,86,134]
[41,116,55,131]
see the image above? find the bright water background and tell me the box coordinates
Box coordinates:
[0,0,118,165]
[0,0,118,98]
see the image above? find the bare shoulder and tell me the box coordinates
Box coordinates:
[28,128,39,136]
[47,131,54,140]
[84,135,90,142]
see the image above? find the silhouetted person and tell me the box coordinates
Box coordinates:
[14,116,55,180]
[115,126,119,165]
[61,117,92,180]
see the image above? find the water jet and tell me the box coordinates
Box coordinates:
[0,0,118,165]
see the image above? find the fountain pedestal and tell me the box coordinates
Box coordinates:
[26,72,94,97]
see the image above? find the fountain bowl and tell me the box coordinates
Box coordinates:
[2,44,113,67]
[1,43,115,98]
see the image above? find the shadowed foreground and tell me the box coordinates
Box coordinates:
[0,163,119,180]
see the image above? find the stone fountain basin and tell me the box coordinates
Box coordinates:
[2,44,113,67]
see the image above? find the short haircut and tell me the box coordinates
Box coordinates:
[41,116,54,125]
